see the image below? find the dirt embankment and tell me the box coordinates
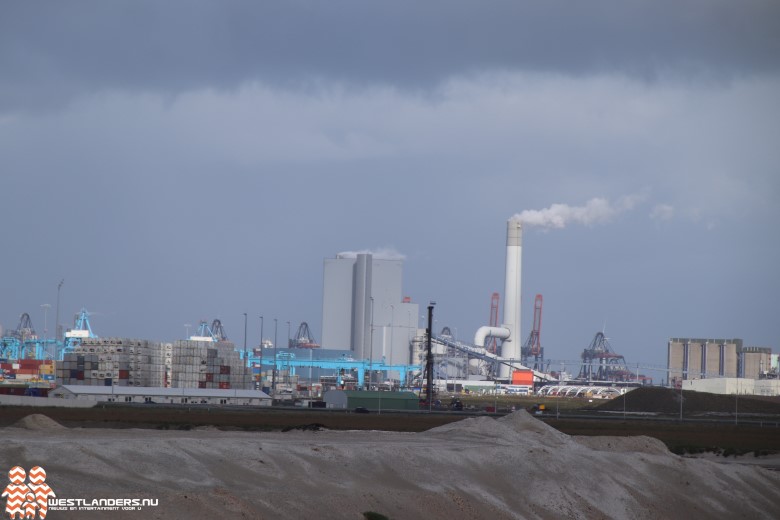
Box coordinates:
[2,411,779,519]
[595,386,780,415]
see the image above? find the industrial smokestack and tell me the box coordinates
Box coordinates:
[500,219,522,377]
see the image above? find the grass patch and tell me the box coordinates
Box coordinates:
[363,512,390,520]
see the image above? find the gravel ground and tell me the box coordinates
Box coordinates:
[2,412,779,520]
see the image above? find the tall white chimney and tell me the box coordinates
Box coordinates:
[500,219,522,377]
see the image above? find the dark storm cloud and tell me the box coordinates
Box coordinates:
[2,0,779,112]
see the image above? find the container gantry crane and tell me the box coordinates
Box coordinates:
[290,322,320,348]
[521,294,544,371]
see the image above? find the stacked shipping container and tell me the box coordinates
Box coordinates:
[56,338,172,387]
[0,359,55,384]
[170,340,249,390]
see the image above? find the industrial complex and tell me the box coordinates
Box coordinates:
[1,219,778,407]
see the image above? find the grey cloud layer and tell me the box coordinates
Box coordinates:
[2,1,779,112]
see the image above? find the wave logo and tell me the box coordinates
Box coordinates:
[2,466,56,519]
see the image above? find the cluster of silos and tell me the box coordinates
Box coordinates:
[668,338,772,381]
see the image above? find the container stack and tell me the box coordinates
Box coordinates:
[54,338,247,389]
[55,338,169,387]
[55,353,104,386]
[153,343,173,387]
[0,359,55,385]
[256,368,299,391]
[170,340,249,389]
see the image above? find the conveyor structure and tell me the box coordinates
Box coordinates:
[246,353,418,388]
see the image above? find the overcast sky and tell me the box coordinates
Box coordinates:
[2,1,779,375]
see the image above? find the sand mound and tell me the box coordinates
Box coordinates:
[2,418,779,519]
[420,415,520,443]
[575,435,671,455]
[11,414,66,430]
[497,409,572,446]
[420,410,574,448]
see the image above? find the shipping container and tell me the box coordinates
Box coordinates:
[511,369,534,386]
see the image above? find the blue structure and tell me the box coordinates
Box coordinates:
[244,349,420,388]
[62,308,97,353]
[0,337,21,359]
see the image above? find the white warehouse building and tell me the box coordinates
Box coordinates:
[50,385,272,406]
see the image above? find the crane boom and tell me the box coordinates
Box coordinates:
[521,294,544,370]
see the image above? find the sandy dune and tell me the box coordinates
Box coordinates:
[2,412,778,519]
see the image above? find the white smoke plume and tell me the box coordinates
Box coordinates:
[336,248,406,260]
[512,196,640,229]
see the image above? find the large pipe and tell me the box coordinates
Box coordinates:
[474,326,510,348]
[500,219,522,378]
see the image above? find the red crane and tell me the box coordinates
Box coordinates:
[521,294,544,370]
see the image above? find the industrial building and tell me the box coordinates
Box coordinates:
[7,216,778,408]
[50,385,271,405]
[739,346,773,379]
[682,378,780,397]
[321,252,419,365]
[667,338,774,382]
[323,390,419,410]
[667,338,741,381]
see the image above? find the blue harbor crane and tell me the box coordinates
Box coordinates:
[63,308,97,353]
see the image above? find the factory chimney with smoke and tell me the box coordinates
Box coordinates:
[474,218,523,379]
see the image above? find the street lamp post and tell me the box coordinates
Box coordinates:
[408,310,413,343]
[368,297,374,390]
[55,279,64,341]
[623,386,626,420]
[243,313,248,390]
[40,304,50,341]
[390,304,394,364]
[426,302,435,412]
[40,304,51,358]
[679,383,683,422]
[273,318,278,397]
[494,379,498,414]
[287,321,291,349]
[259,316,264,390]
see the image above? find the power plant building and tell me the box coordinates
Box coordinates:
[740,346,773,379]
[668,338,741,381]
[668,338,773,381]
[321,253,418,365]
